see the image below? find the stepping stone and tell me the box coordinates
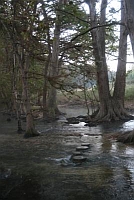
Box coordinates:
[76,146,89,151]
[72,156,87,163]
[70,151,83,160]
[81,143,91,147]
[72,151,83,156]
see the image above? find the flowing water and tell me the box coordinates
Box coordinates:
[0,106,134,200]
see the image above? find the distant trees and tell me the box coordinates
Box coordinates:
[126,68,134,84]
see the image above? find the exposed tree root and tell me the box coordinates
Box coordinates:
[23,112,40,138]
[17,128,25,134]
[91,98,133,122]
[43,107,64,122]
[24,129,40,138]
[117,131,134,144]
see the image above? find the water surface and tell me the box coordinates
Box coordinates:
[0,107,134,200]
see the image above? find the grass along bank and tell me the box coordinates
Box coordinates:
[57,84,134,106]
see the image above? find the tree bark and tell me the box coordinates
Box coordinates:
[12,44,23,133]
[47,1,62,119]
[124,0,134,53]
[40,0,52,118]
[116,0,134,143]
[112,0,128,118]
[87,0,111,120]
[21,50,39,138]
[86,0,130,121]
[113,0,128,105]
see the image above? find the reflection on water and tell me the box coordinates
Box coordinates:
[0,108,134,200]
[123,120,134,131]
[59,105,88,118]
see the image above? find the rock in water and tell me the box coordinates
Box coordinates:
[76,146,89,151]
[72,151,83,156]
[72,156,87,163]
[81,143,91,147]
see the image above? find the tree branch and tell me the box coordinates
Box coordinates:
[71,22,125,41]
[57,8,89,24]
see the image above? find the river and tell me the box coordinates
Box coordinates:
[0,106,134,200]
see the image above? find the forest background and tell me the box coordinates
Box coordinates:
[0,0,134,141]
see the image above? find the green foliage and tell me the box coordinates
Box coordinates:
[126,68,134,84]
[0,0,132,113]
[57,88,99,106]
[125,84,134,100]
[0,72,12,105]
[28,60,44,103]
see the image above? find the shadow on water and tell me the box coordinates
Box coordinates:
[0,175,41,200]
[0,107,134,200]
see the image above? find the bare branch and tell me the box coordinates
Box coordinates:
[71,21,125,41]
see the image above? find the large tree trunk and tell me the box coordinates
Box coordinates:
[113,0,128,105]
[40,1,52,119]
[112,0,129,118]
[12,57,23,133]
[47,1,62,120]
[21,51,39,138]
[124,0,134,53]
[88,0,112,121]
[117,0,134,143]
[86,0,131,121]
[95,0,111,120]
[43,55,50,118]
